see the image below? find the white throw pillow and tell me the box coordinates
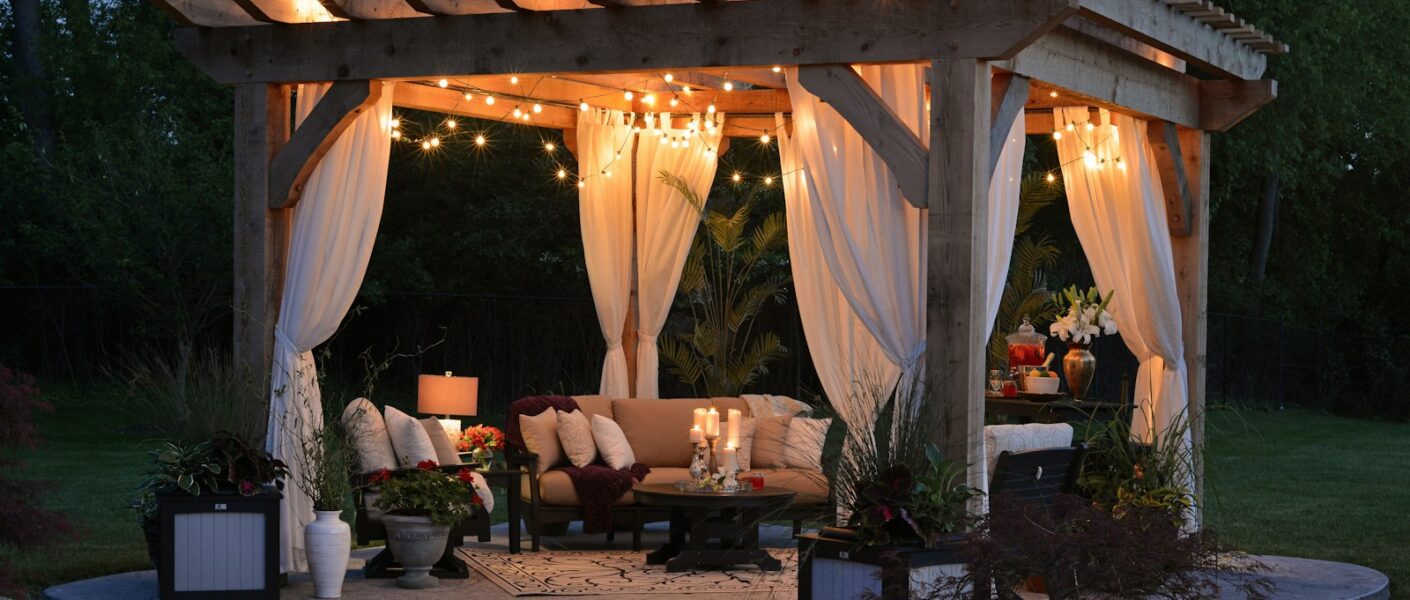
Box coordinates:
[556,409,598,468]
[591,414,635,470]
[725,418,758,471]
[783,417,831,471]
[340,398,397,473]
[384,405,438,467]
[519,409,564,474]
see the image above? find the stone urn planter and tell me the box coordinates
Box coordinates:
[305,510,352,598]
[382,514,452,589]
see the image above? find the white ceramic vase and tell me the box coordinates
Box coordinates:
[305,510,351,599]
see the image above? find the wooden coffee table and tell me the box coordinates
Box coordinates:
[633,483,795,572]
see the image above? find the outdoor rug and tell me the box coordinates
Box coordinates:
[458,548,799,596]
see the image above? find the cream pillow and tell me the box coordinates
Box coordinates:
[725,418,757,471]
[340,398,397,473]
[384,405,437,467]
[418,418,462,466]
[591,414,635,470]
[519,409,565,473]
[556,409,598,468]
[750,415,792,468]
[783,417,831,471]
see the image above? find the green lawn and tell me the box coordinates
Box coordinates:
[1204,407,1409,598]
[4,383,1406,598]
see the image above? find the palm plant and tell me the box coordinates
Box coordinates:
[987,172,1064,368]
[658,171,789,397]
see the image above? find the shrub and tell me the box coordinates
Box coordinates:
[0,367,77,596]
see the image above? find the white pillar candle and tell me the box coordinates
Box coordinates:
[704,408,720,438]
[721,445,738,473]
[693,408,708,431]
[689,426,704,444]
[726,409,741,441]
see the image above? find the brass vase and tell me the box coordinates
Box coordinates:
[1063,343,1096,400]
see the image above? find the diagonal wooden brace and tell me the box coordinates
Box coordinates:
[268,79,382,209]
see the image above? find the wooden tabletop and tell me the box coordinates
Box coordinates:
[633,483,796,507]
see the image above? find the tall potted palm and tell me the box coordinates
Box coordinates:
[657,172,789,396]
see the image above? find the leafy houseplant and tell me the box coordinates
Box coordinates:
[1079,409,1196,526]
[657,171,790,397]
[850,444,980,548]
[372,461,485,589]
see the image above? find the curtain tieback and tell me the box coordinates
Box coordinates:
[274,329,302,356]
[605,340,623,351]
[637,332,658,344]
[903,340,927,367]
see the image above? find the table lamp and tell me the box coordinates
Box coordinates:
[418,371,478,441]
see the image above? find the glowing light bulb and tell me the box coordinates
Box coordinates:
[545,142,556,152]
[474,134,487,146]
[1052,131,1063,140]
[1085,122,1095,132]
[577,180,586,189]
[510,75,519,84]
[388,117,401,128]
[669,98,679,107]
[532,103,543,113]
[485,95,495,105]
[663,73,674,83]
[521,113,531,121]
[723,81,734,91]
[580,101,589,111]
[557,169,567,179]
[1046,173,1057,184]
[763,176,774,186]
[429,137,440,147]
[1066,122,1075,132]
[604,169,612,178]
[1049,90,1059,98]
[445,119,457,129]
[513,107,523,118]
[624,91,634,101]
[682,85,691,93]
[643,94,656,106]
[1116,158,1126,171]
[772,66,782,73]
[421,140,431,150]
[390,130,401,139]
[731,172,742,183]
[705,149,715,158]
[760,133,771,144]
[707,104,716,114]
[464,93,473,101]
[671,140,680,149]
[438,78,448,88]
[1083,149,1098,169]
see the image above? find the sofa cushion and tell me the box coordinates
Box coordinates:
[340,398,397,473]
[591,414,635,470]
[611,398,713,467]
[520,408,565,473]
[784,417,832,471]
[557,409,599,468]
[418,418,463,466]
[570,395,615,421]
[750,415,792,468]
[740,468,829,505]
[526,467,691,505]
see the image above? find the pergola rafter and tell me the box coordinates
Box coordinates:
[165,0,1283,504]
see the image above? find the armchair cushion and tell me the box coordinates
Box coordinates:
[556,409,598,468]
[418,418,462,466]
[784,417,832,471]
[385,405,437,467]
[341,398,397,473]
[983,423,1073,481]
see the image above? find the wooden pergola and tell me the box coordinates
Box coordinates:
[166,0,1283,494]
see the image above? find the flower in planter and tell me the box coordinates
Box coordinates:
[1049,286,1117,344]
[374,467,484,526]
[416,459,439,471]
[850,444,979,548]
[238,480,257,496]
[369,468,392,484]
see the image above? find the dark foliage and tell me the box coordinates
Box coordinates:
[0,368,76,596]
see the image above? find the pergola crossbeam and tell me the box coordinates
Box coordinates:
[269,79,383,209]
[989,74,1029,177]
[1148,121,1192,236]
[1078,0,1269,80]
[1200,78,1277,132]
[795,65,928,209]
[173,0,1080,84]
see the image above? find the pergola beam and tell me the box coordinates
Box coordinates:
[1077,0,1267,80]
[989,74,1029,177]
[795,65,928,208]
[1147,121,1192,236]
[173,0,1080,84]
[150,0,263,27]
[321,0,425,19]
[269,79,383,209]
[1199,78,1276,132]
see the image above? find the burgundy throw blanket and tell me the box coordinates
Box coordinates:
[506,395,650,534]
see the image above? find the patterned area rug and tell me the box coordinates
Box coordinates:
[459,548,799,596]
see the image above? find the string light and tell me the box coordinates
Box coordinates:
[544,142,556,152]
[663,73,674,83]
[723,81,734,92]
[438,78,449,88]
[669,98,679,107]
[521,113,531,122]
[731,172,742,183]
[557,169,568,180]
[772,66,782,73]
[1085,122,1095,132]
[475,134,487,146]
[388,117,401,128]
[464,93,473,101]
[707,104,717,114]
[577,180,586,189]
[682,85,691,93]
[1052,131,1063,140]
[421,140,432,150]
[760,133,771,145]
[763,176,774,186]
[643,94,656,106]
[390,130,401,139]
[485,95,496,105]
[429,137,440,147]
[532,103,543,113]
[580,101,589,111]
[513,107,523,118]
[1066,122,1075,132]
[1049,90,1059,98]
[510,75,519,84]
[1115,157,1126,171]
[1046,173,1057,184]
[624,91,634,101]
[445,119,457,129]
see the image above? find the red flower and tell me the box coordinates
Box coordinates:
[457,468,476,485]
[369,468,392,484]
[417,459,439,471]
[238,480,257,496]
[470,492,484,507]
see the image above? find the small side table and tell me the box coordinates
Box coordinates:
[465,465,527,553]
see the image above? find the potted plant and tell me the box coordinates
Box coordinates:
[1049,285,1118,400]
[372,461,485,589]
[291,418,355,598]
[456,424,505,468]
[132,432,286,599]
[799,444,980,600]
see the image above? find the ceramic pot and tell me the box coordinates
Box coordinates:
[1063,343,1097,400]
[305,510,351,598]
[382,514,450,589]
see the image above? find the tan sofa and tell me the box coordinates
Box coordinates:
[514,395,833,550]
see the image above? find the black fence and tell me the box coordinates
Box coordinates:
[7,285,1402,419]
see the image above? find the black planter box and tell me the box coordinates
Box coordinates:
[157,490,281,600]
[797,527,968,600]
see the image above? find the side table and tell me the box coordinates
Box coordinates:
[467,466,529,553]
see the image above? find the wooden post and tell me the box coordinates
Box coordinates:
[924,59,991,493]
[233,84,291,409]
[624,134,640,398]
[1170,128,1210,506]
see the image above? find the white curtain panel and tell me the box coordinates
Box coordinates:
[987,109,1026,336]
[577,109,637,398]
[784,65,929,424]
[631,112,724,398]
[267,81,394,573]
[779,113,898,521]
[1053,106,1194,517]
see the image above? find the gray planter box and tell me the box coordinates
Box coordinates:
[158,490,280,600]
[798,528,969,600]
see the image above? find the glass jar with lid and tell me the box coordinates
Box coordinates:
[1005,315,1047,370]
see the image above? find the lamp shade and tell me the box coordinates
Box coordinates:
[418,372,478,416]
